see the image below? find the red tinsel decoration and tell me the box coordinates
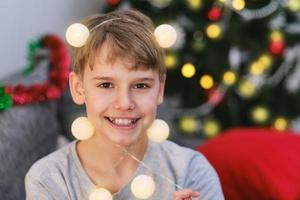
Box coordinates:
[5,34,70,106]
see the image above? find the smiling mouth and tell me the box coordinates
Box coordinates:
[105,117,140,126]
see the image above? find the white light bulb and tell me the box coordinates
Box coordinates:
[65,23,90,47]
[147,119,169,143]
[71,117,95,140]
[154,24,177,48]
[131,175,156,199]
[89,188,112,200]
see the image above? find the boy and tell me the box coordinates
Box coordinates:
[25,9,224,199]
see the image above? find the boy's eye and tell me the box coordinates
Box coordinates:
[99,82,113,88]
[134,83,150,89]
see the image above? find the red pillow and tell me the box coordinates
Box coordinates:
[197,128,300,200]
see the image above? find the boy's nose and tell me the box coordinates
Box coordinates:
[113,89,135,110]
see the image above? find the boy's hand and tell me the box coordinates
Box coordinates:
[173,188,200,200]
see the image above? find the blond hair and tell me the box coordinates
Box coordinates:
[71,9,165,77]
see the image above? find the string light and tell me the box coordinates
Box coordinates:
[148,0,172,8]
[146,119,170,142]
[203,119,220,138]
[206,24,222,39]
[222,71,236,86]
[71,117,95,140]
[287,0,300,12]
[185,0,203,10]
[65,23,90,48]
[273,117,288,131]
[232,0,246,11]
[249,62,265,75]
[179,116,198,134]
[270,30,284,42]
[181,63,196,78]
[154,24,177,48]
[164,52,177,69]
[258,54,272,70]
[199,75,214,90]
[251,106,270,124]
[131,175,156,199]
[89,188,112,200]
[238,79,256,98]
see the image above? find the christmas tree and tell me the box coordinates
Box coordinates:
[103,0,300,145]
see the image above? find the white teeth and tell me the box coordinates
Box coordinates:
[110,118,136,125]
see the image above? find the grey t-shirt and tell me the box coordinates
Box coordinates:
[25,140,224,200]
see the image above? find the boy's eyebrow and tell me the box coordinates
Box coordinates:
[91,77,156,82]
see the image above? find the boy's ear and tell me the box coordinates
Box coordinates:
[157,74,166,105]
[69,72,85,105]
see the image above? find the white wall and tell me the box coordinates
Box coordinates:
[0,0,104,79]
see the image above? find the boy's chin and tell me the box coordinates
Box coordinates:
[110,135,146,148]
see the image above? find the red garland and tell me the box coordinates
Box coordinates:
[5,34,70,105]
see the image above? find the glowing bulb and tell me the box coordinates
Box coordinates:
[249,62,265,75]
[179,116,198,134]
[203,120,220,138]
[232,0,245,10]
[165,53,177,69]
[147,119,169,142]
[185,0,203,10]
[148,0,172,8]
[154,24,177,48]
[223,71,236,86]
[206,24,222,39]
[89,188,112,200]
[274,117,288,131]
[181,63,196,78]
[200,75,214,90]
[238,79,256,98]
[270,30,283,42]
[71,117,95,140]
[252,106,269,124]
[258,54,272,69]
[131,175,156,199]
[66,23,90,47]
[287,0,300,12]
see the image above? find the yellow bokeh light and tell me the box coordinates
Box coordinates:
[252,106,269,123]
[200,74,214,89]
[164,54,177,69]
[185,0,202,10]
[232,0,246,10]
[258,54,272,69]
[179,116,198,134]
[203,120,220,138]
[218,0,226,3]
[270,30,283,42]
[238,79,256,98]
[206,24,222,39]
[273,117,288,131]
[249,62,265,75]
[181,63,196,78]
[223,71,236,86]
[288,0,300,12]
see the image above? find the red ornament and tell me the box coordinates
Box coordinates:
[207,88,224,105]
[208,7,222,21]
[107,0,120,6]
[269,40,285,56]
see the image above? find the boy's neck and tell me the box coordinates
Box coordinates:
[75,133,148,187]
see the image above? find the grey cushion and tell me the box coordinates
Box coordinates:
[0,60,61,199]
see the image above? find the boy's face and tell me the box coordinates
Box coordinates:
[70,43,165,146]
